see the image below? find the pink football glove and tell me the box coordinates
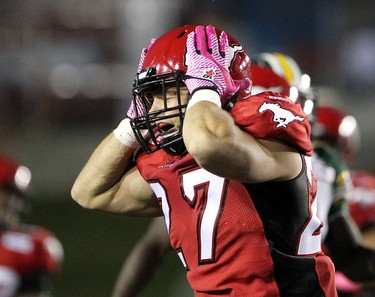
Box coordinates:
[183,25,244,106]
[136,38,156,73]
[127,38,156,118]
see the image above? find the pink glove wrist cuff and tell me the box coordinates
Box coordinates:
[187,89,221,111]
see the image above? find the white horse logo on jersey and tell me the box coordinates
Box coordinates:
[259,102,304,128]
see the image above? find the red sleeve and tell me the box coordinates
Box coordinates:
[349,170,375,229]
[231,91,313,156]
[33,228,64,274]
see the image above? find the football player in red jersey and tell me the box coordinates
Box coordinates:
[0,155,63,297]
[111,54,319,297]
[72,25,337,296]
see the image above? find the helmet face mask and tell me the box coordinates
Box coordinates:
[129,25,251,155]
[131,68,187,155]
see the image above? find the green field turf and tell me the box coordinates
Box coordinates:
[25,197,190,297]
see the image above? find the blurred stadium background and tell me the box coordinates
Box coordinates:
[1,1,375,296]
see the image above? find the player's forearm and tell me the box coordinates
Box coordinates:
[112,219,170,297]
[71,132,135,210]
[112,242,167,297]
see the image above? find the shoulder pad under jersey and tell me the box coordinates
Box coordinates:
[231,91,313,155]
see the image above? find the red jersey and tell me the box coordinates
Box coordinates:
[0,225,63,296]
[349,170,375,229]
[136,92,337,296]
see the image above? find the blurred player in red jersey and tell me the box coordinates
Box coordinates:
[349,170,375,234]
[339,169,375,297]
[312,106,375,297]
[0,155,64,297]
[72,25,337,297]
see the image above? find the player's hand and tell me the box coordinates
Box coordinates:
[127,38,155,118]
[183,25,246,107]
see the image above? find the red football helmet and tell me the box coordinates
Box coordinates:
[250,64,291,96]
[0,155,32,227]
[0,155,31,196]
[251,52,318,123]
[130,24,252,155]
[313,106,361,162]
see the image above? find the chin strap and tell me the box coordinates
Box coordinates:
[161,133,186,156]
[224,92,239,111]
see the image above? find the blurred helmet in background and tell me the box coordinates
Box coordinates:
[251,52,318,123]
[313,106,361,163]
